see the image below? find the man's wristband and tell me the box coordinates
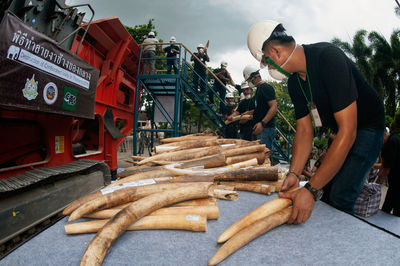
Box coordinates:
[286,171,300,180]
[261,121,268,128]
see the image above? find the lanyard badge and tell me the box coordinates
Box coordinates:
[297,72,322,128]
[308,102,322,128]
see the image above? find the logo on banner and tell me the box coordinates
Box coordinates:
[43,82,58,105]
[22,74,38,100]
[62,86,77,111]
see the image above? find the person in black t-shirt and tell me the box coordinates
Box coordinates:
[243,65,277,152]
[222,93,238,138]
[210,61,234,112]
[231,81,255,141]
[190,44,209,94]
[162,36,180,74]
[247,20,384,223]
[377,129,400,216]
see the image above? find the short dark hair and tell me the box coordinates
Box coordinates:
[262,24,295,51]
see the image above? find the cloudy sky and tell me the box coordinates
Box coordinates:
[67,0,399,83]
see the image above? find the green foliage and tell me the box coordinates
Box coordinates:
[385,115,394,129]
[125,19,157,44]
[269,80,296,131]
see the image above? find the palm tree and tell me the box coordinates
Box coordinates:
[368,30,400,117]
[332,30,374,86]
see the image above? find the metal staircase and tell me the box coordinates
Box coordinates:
[133,42,295,164]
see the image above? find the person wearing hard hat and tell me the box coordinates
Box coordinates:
[210,61,235,113]
[141,31,159,74]
[223,93,238,138]
[162,36,180,74]
[230,81,256,141]
[247,20,385,223]
[190,43,209,95]
[243,65,277,152]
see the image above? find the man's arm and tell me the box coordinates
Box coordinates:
[280,101,358,224]
[253,99,277,135]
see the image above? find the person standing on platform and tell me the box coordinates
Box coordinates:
[243,65,277,151]
[223,93,238,139]
[247,20,385,223]
[142,31,159,74]
[191,44,209,94]
[211,61,235,113]
[231,81,255,141]
[163,36,180,74]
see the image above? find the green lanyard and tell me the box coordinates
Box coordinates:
[296,71,313,104]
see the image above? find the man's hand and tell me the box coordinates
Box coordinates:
[252,122,263,135]
[279,188,315,224]
[281,173,299,192]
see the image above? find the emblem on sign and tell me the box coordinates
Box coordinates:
[22,74,38,100]
[43,82,58,105]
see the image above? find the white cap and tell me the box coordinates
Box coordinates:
[221,61,228,67]
[170,36,176,42]
[197,43,205,49]
[148,31,155,37]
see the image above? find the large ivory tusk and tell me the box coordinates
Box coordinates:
[208,208,292,265]
[213,189,239,201]
[65,214,207,234]
[226,151,267,165]
[221,144,266,157]
[84,205,220,220]
[165,158,258,177]
[69,182,213,222]
[217,194,294,243]
[173,197,218,207]
[218,181,276,195]
[155,138,250,153]
[161,135,219,143]
[225,114,253,125]
[79,182,214,266]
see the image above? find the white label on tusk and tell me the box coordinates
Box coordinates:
[185,165,205,170]
[101,185,124,195]
[123,179,157,188]
[154,177,172,181]
[261,184,270,188]
[164,163,181,169]
[221,144,236,147]
[214,189,232,193]
[186,215,200,221]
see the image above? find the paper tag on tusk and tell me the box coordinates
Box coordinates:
[123,179,157,188]
[261,184,269,188]
[299,181,307,188]
[184,165,205,170]
[186,215,200,221]
[154,177,172,181]
[221,144,236,147]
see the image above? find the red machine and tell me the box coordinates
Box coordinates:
[0,1,140,246]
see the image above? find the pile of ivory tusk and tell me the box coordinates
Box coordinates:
[63,132,287,265]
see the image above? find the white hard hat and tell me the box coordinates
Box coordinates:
[243,65,259,81]
[247,20,281,68]
[226,92,234,98]
[221,61,228,67]
[170,36,176,42]
[148,31,155,37]
[241,81,250,90]
[197,43,205,49]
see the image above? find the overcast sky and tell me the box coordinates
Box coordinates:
[67,0,399,84]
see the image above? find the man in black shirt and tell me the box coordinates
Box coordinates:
[211,61,234,113]
[190,44,209,94]
[163,36,180,74]
[377,129,400,216]
[243,65,277,152]
[247,20,384,223]
[222,93,238,138]
[231,81,256,141]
